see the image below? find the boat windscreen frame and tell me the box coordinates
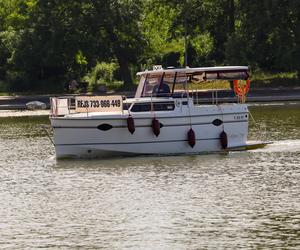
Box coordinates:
[135,67,249,98]
[135,74,148,98]
[136,71,190,98]
[171,72,177,96]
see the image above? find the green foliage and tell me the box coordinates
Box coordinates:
[190,33,214,58]
[251,71,299,88]
[0,0,299,93]
[141,1,184,67]
[75,50,88,66]
[85,62,119,91]
[0,80,9,92]
[252,71,297,81]
[225,33,250,66]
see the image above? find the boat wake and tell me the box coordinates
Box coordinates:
[253,139,300,153]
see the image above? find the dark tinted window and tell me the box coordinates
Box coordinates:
[131,102,175,112]
[123,103,132,110]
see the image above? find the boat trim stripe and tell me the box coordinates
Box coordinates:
[51,112,248,121]
[55,138,221,146]
[52,119,247,129]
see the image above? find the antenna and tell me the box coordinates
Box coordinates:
[184,1,188,67]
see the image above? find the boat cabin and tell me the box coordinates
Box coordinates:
[50,66,250,117]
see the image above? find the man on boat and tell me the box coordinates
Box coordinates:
[152,81,170,97]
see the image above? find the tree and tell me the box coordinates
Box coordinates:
[290,1,300,79]
[161,0,236,66]
[1,0,145,90]
[89,0,145,87]
[0,0,22,81]
[141,0,184,68]
[1,0,299,91]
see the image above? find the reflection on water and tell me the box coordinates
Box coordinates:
[0,103,299,249]
[248,102,300,141]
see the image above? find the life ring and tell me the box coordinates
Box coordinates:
[233,79,250,97]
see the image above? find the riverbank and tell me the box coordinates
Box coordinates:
[1,87,300,110]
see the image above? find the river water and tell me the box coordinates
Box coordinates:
[0,103,299,249]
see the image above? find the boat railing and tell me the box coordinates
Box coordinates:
[189,88,250,105]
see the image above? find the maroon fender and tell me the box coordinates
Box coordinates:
[152,118,160,137]
[127,115,135,134]
[220,131,228,149]
[187,128,196,148]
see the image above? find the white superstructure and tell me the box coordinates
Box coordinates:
[50,66,253,158]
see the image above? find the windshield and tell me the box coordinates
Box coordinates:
[135,72,188,98]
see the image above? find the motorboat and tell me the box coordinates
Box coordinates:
[49,65,267,158]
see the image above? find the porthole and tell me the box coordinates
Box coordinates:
[212,119,223,126]
[97,124,113,131]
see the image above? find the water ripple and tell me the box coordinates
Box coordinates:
[0,105,300,249]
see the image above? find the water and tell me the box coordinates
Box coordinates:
[0,103,299,249]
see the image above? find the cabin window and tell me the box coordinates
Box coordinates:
[130,102,175,112]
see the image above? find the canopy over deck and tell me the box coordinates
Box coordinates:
[135,66,250,98]
[137,66,249,77]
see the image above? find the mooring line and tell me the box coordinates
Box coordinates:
[41,124,55,146]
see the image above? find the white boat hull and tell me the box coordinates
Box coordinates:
[51,103,249,158]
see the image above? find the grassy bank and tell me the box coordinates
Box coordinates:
[250,71,299,88]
